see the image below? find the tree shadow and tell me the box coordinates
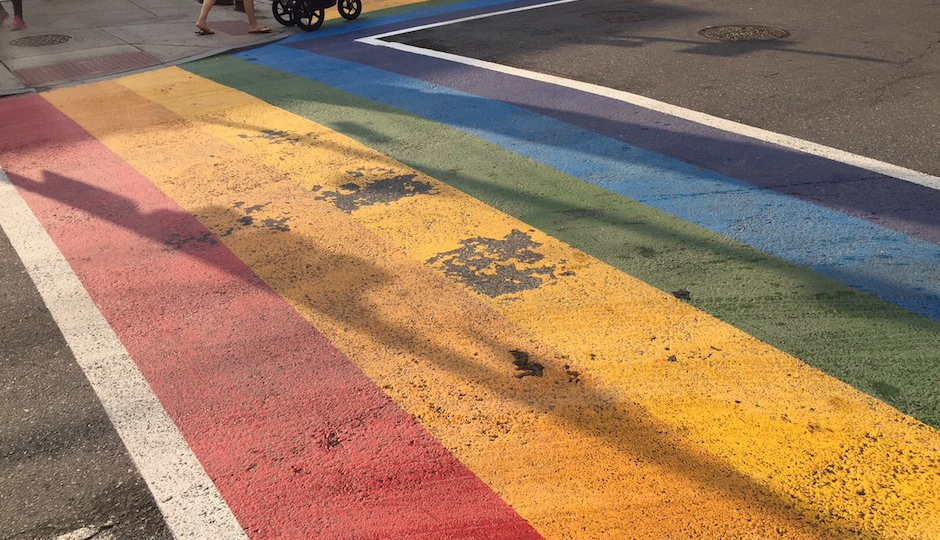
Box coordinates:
[296,0,940,229]
[5,154,889,538]
[278,30,940,323]
[9,170,273,289]
[226,163,892,539]
[189,47,940,426]
[332,22,940,244]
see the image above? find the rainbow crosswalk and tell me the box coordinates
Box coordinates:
[1,0,939,537]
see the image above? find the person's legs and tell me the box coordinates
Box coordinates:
[241,0,270,32]
[195,0,216,34]
[195,0,268,34]
[10,0,24,30]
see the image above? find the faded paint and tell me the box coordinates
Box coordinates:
[35,66,940,539]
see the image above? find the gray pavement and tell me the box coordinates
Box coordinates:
[0,0,295,94]
[393,0,940,179]
[1,227,173,540]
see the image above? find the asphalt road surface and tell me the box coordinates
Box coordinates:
[1,0,938,538]
[390,0,940,177]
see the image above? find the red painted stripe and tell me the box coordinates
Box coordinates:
[0,94,542,539]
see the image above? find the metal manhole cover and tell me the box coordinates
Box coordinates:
[699,25,789,41]
[581,10,656,23]
[9,34,73,47]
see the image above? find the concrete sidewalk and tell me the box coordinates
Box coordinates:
[0,0,296,95]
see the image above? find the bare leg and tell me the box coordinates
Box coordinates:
[241,0,270,32]
[196,0,217,33]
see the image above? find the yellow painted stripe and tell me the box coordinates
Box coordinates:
[48,75,830,540]
[47,68,940,540]
[324,0,428,22]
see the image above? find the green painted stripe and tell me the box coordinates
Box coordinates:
[183,56,940,429]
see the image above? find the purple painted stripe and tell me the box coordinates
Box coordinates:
[289,37,940,246]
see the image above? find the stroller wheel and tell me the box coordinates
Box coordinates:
[295,0,325,31]
[338,0,361,20]
[272,0,295,26]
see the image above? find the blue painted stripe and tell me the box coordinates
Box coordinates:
[274,0,540,45]
[236,44,940,321]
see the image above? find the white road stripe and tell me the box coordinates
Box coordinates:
[0,170,248,540]
[358,2,940,191]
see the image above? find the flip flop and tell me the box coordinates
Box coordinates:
[194,27,215,35]
[248,26,272,34]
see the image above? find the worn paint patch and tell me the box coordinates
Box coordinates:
[41,79,544,540]
[163,232,218,252]
[222,201,291,235]
[107,68,940,540]
[509,349,544,378]
[238,128,315,146]
[313,167,434,213]
[427,229,556,297]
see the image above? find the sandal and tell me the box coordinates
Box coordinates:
[248,26,272,34]
[194,27,215,35]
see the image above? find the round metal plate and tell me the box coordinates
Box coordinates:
[581,11,656,23]
[9,34,73,47]
[699,25,789,41]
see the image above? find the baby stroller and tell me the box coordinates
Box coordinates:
[272,0,361,31]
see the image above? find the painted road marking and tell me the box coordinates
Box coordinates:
[46,70,840,539]
[357,0,940,192]
[8,91,540,539]
[254,43,940,323]
[0,117,248,540]
[3,1,933,539]
[360,0,582,38]
[272,0,541,46]
[284,9,940,248]
[101,68,940,539]
[321,0,439,23]
[188,55,940,432]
